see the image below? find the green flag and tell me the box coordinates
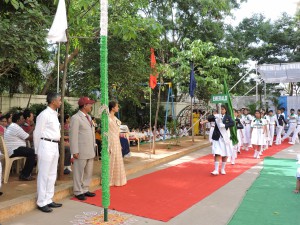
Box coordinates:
[223,78,238,145]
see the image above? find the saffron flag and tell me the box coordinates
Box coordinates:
[189,62,196,97]
[47,0,68,42]
[223,79,238,145]
[149,48,157,89]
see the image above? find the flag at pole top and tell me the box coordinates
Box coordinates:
[47,0,68,43]
[149,48,158,89]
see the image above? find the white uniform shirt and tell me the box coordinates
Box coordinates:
[33,106,61,152]
[243,114,253,124]
[269,115,278,125]
[288,113,298,123]
[4,123,29,156]
[297,115,300,125]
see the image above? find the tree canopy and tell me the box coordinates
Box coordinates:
[1,0,300,123]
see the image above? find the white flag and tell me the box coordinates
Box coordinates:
[47,0,68,43]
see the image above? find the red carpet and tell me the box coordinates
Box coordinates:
[72,141,291,222]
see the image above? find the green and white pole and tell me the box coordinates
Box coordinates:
[100,0,110,222]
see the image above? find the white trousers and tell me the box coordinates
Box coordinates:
[275,126,283,144]
[269,125,275,146]
[283,123,297,140]
[244,124,251,145]
[291,125,300,144]
[37,140,59,207]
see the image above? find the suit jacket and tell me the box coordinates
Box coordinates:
[69,111,96,159]
[212,114,234,141]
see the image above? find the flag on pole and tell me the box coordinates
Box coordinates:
[189,62,196,97]
[223,78,238,145]
[47,0,68,42]
[149,48,158,89]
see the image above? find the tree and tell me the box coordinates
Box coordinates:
[165,39,239,103]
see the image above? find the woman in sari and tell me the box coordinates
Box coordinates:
[108,101,127,186]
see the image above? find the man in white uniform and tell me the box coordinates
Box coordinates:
[282,109,298,141]
[289,109,300,145]
[34,93,62,213]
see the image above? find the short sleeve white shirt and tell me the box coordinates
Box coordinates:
[33,106,61,152]
[4,123,29,156]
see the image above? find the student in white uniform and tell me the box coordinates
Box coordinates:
[34,93,62,213]
[289,109,300,145]
[237,109,245,150]
[209,105,234,175]
[243,108,253,150]
[251,110,267,159]
[282,109,298,141]
[231,109,244,164]
[261,110,270,151]
[267,110,277,146]
[280,107,287,135]
[275,109,285,145]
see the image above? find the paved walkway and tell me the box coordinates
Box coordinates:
[4,143,299,225]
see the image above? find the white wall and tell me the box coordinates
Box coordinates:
[0,94,101,117]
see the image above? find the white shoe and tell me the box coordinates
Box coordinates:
[211,170,219,175]
[221,169,226,175]
[259,152,263,156]
[249,145,253,148]
[245,147,249,151]
[256,155,260,159]
[231,162,235,165]
[288,142,295,145]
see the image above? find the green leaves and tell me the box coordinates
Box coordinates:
[165,39,239,102]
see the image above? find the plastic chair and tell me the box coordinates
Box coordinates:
[0,136,26,183]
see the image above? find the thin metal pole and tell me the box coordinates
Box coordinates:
[164,83,171,140]
[229,69,252,92]
[57,42,61,93]
[191,97,194,142]
[149,88,152,152]
[264,81,267,108]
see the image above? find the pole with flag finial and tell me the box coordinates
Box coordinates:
[100,0,110,221]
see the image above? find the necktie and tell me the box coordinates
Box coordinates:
[86,115,92,127]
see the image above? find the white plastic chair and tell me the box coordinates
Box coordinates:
[0,136,26,183]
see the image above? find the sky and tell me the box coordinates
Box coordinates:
[226,0,299,26]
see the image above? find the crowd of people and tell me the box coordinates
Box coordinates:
[202,106,300,175]
[0,93,128,213]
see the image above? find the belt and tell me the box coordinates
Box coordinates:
[41,138,59,143]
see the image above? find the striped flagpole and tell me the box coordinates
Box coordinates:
[100,0,110,221]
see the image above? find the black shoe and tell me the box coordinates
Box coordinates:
[84,191,96,197]
[37,205,53,213]
[48,202,63,208]
[75,194,87,200]
[19,175,35,181]
[64,168,71,175]
[0,192,3,196]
